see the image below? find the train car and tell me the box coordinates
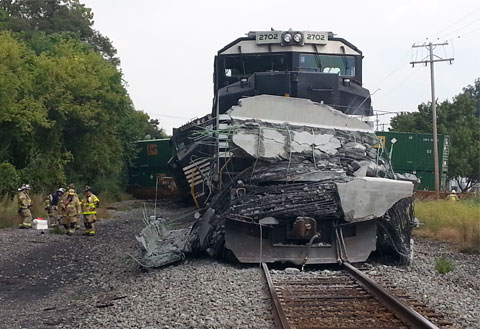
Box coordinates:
[375,131,450,191]
[164,30,415,266]
[127,139,178,199]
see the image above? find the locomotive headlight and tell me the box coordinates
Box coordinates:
[293,33,303,43]
[282,33,292,43]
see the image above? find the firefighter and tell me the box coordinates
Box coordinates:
[45,188,65,227]
[17,184,32,229]
[446,189,459,201]
[60,186,82,235]
[66,183,81,229]
[82,186,100,236]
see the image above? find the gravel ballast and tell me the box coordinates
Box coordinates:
[0,200,478,329]
[370,238,480,329]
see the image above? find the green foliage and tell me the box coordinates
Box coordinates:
[0,0,118,63]
[390,79,480,191]
[0,193,19,228]
[434,254,455,274]
[0,2,166,196]
[0,162,19,196]
[50,225,65,235]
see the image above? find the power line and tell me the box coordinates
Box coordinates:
[429,7,480,40]
[438,18,480,40]
[455,24,480,39]
[374,68,422,101]
[370,48,411,89]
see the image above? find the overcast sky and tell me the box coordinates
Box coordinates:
[82,0,480,134]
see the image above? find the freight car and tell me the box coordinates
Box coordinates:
[127,139,178,199]
[140,30,416,267]
[376,131,450,191]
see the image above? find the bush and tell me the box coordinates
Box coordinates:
[435,255,455,274]
[95,176,122,201]
[0,163,19,197]
[0,193,20,228]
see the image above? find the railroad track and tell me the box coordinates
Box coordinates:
[263,262,449,329]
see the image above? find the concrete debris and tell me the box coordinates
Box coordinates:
[137,96,414,267]
[395,172,420,184]
[336,178,414,222]
[229,95,372,132]
[284,267,301,274]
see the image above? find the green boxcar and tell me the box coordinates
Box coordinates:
[128,139,178,198]
[132,139,172,172]
[375,131,450,191]
[405,170,448,191]
[375,131,449,173]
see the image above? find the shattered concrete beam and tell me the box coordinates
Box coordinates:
[336,177,414,222]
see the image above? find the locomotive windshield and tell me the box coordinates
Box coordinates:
[298,54,355,76]
[223,54,287,79]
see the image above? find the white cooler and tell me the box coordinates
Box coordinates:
[32,218,48,230]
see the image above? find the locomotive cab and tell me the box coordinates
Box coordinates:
[214,30,372,117]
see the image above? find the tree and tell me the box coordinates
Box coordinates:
[390,79,480,192]
[0,2,167,196]
[0,0,118,64]
[0,32,165,195]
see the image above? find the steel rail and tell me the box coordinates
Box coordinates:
[342,262,440,329]
[262,263,291,329]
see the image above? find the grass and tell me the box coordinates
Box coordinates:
[0,193,47,228]
[0,191,133,228]
[435,254,455,274]
[0,194,19,228]
[414,197,480,253]
[50,225,64,235]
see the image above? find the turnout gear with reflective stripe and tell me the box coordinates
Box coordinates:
[83,221,96,236]
[446,193,459,201]
[62,193,82,216]
[82,193,99,215]
[18,190,31,209]
[60,192,81,234]
[17,190,32,227]
[82,192,99,236]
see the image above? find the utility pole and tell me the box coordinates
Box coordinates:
[410,41,453,198]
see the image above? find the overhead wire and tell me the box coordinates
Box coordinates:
[370,48,411,89]
[455,24,480,39]
[439,18,480,40]
[428,7,480,40]
[374,68,423,102]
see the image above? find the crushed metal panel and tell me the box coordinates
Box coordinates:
[336,177,414,222]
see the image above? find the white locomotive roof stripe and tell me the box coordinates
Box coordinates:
[219,39,360,56]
